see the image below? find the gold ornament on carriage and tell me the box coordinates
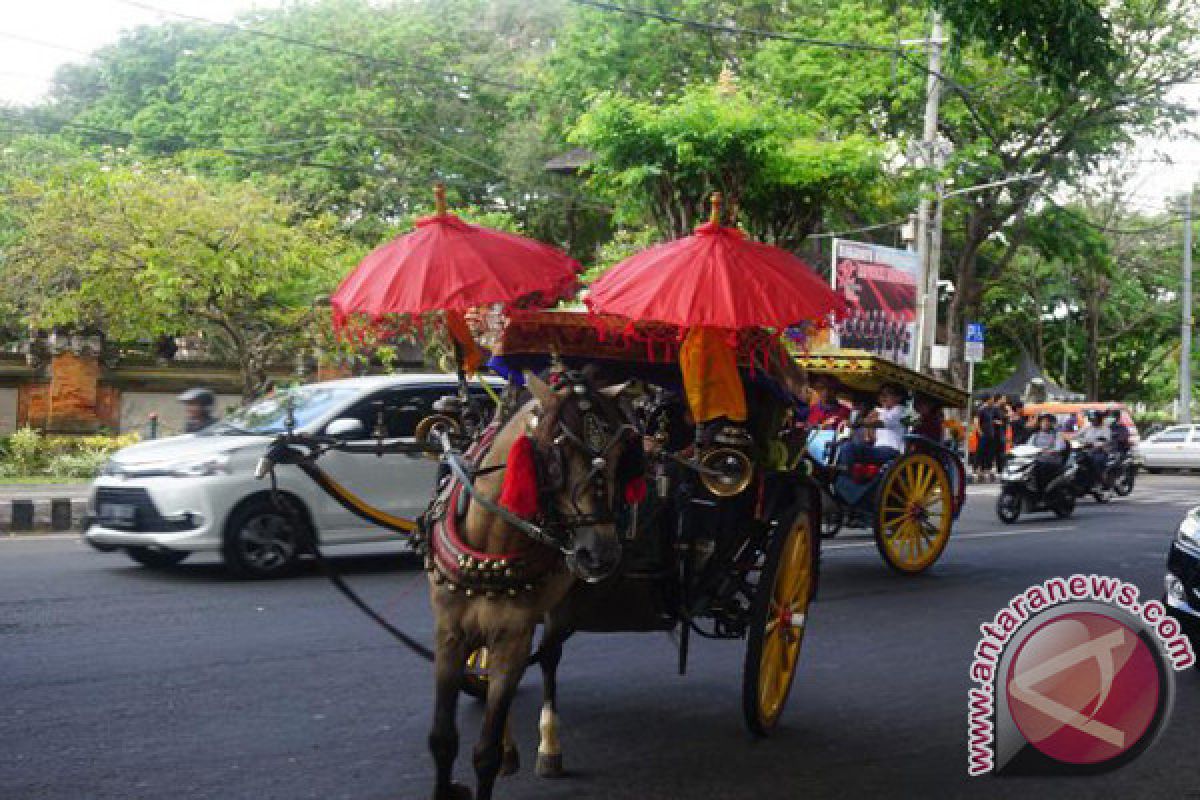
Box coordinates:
[697,425,755,497]
[413,414,462,458]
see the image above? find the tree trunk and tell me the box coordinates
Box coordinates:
[1086,291,1100,401]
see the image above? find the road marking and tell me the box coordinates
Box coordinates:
[823,526,1077,550]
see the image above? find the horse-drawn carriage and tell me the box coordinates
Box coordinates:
[480,311,819,735]
[797,350,968,574]
[262,189,964,800]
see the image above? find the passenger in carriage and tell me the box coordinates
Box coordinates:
[806,376,851,429]
[839,383,907,469]
[912,394,944,442]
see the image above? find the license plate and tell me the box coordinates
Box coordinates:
[98,503,137,528]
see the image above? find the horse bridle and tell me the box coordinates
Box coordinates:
[532,374,639,534]
[439,373,641,575]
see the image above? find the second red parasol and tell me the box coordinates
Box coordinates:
[585,194,844,332]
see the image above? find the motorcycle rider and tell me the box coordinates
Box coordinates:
[1076,410,1111,488]
[177,387,217,433]
[1109,409,1132,454]
[1028,412,1069,490]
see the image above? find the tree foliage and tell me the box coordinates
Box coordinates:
[5,165,351,398]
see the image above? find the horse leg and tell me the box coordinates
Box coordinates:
[429,632,471,800]
[535,621,569,779]
[499,717,519,776]
[472,631,532,800]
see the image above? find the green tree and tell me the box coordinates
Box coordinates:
[4,164,353,398]
[572,83,882,247]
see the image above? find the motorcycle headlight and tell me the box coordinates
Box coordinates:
[1177,509,1200,549]
[168,453,232,477]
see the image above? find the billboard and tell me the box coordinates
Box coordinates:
[831,239,919,367]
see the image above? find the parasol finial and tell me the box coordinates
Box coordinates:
[434,183,448,216]
[709,191,723,226]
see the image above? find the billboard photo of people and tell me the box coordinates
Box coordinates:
[831,239,919,368]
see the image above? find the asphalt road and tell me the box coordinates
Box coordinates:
[2,475,1198,800]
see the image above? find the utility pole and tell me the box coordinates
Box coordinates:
[1182,188,1193,424]
[912,11,943,373]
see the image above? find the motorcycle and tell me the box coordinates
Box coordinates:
[1072,442,1117,504]
[1104,447,1137,497]
[996,443,1078,523]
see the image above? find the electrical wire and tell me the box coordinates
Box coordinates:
[808,219,908,239]
[110,0,544,96]
[568,0,900,54]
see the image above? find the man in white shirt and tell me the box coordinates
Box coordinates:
[871,385,907,456]
[838,384,907,469]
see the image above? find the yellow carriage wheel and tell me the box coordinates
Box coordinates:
[742,505,816,736]
[462,647,490,700]
[874,453,953,574]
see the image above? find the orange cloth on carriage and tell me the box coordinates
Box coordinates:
[679,326,747,423]
[444,310,486,374]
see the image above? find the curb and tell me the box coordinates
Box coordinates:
[0,498,90,533]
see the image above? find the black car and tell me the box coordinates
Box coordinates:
[1165,506,1200,654]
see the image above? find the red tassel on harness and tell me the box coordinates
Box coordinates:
[624,476,647,505]
[499,435,541,519]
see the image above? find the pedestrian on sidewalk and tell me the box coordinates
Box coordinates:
[974,395,998,482]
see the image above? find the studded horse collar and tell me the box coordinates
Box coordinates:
[425,425,558,596]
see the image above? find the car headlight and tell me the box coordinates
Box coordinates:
[1177,508,1200,549]
[168,454,232,477]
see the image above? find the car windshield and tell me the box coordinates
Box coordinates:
[206,387,360,435]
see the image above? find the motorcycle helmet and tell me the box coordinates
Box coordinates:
[177,387,215,408]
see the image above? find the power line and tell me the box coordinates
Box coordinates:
[0,31,93,56]
[3,115,613,213]
[568,0,900,54]
[808,219,907,239]
[110,0,544,97]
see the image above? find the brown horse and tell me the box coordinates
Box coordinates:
[425,370,638,800]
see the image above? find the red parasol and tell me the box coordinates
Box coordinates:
[585,194,844,332]
[331,185,579,331]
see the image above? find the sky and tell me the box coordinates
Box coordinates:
[1,0,1197,208]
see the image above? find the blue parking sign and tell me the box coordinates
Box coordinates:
[966,323,985,343]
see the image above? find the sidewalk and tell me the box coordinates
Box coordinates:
[0,483,91,501]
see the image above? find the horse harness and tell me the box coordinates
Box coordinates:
[421,375,643,596]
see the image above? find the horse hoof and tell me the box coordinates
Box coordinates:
[501,746,520,776]
[434,782,473,800]
[535,752,563,778]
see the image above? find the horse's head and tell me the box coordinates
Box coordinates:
[523,370,643,583]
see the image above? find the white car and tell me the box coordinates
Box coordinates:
[85,374,496,577]
[1139,424,1200,472]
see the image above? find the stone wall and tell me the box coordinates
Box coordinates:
[0,388,17,433]
[0,344,424,435]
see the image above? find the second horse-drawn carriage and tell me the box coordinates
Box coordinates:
[798,351,968,573]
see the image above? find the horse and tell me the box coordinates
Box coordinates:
[423,370,641,800]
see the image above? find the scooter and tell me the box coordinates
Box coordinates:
[1072,442,1118,504]
[996,443,1078,523]
[1104,447,1137,497]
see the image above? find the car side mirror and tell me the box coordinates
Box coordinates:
[326,418,366,440]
